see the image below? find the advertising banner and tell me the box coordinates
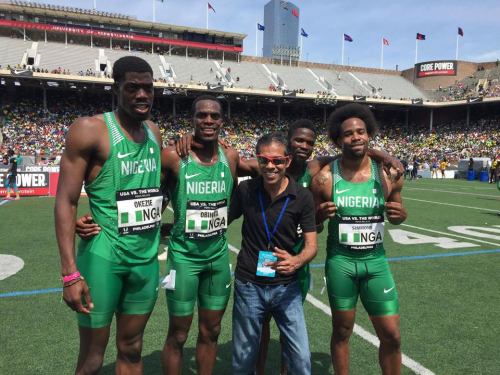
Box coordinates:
[416,61,457,78]
[0,19,242,52]
[0,172,50,196]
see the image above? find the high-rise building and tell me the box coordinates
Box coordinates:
[263,0,300,62]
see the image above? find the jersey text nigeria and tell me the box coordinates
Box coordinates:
[121,158,157,176]
[187,180,226,195]
[337,195,383,209]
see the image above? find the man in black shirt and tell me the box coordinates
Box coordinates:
[229,132,317,375]
[5,149,20,200]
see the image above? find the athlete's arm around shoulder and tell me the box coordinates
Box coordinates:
[296,187,318,267]
[310,156,336,176]
[54,115,106,314]
[222,145,241,182]
[384,173,407,225]
[161,145,181,194]
[145,120,163,149]
[237,157,260,177]
[310,163,336,232]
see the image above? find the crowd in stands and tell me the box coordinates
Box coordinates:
[435,63,500,102]
[436,80,500,102]
[0,98,108,164]
[373,119,499,165]
[1,97,498,169]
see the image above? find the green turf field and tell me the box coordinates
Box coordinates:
[1,178,499,374]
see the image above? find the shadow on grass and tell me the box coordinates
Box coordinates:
[100,339,331,374]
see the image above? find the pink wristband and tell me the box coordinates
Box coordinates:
[62,271,81,284]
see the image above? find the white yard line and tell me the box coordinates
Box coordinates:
[405,187,498,198]
[408,182,494,190]
[397,222,500,247]
[306,294,436,375]
[404,197,499,213]
[227,244,435,375]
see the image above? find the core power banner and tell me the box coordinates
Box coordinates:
[416,60,457,78]
[0,172,50,196]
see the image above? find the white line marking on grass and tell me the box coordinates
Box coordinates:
[227,244,435,374]
[398,223,500,247]
[405,187,499,198]
[404,197,499,213]
[305,294,436,375]
[0,200,11,206]
[408,181,494,190]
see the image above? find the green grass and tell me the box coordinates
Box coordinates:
[1,179,499,374]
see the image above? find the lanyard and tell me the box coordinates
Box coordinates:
[258,190,290,250]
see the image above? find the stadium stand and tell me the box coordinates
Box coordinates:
[0,36,31,67]
[0,35,430,99]
[37,42,99,76]
[263,64,323,93]
[229,61,274,90]
[309,68,363,96]
[433,63,500,101]
[351,71,425,100]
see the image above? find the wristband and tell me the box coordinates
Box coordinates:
[62,271,81,284]
[63,276,84,288]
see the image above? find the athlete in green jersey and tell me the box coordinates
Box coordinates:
[168,145,233,262]
[311,104,407,375]
[160,95,240,375]
[55,56,162,375]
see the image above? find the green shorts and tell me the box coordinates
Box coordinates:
[165,251,231,316]
[325,254,399,316]
[76,251,159,328]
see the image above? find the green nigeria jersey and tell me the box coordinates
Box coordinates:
[296,166,312,189]
[326,158,386,259]
[78,112,161,264]
[168,147,234,262]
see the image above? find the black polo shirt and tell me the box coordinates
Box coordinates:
[229,175,316,285]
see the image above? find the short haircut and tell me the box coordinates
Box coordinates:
[256,132,289,155]
[112,56,153,84]
[191,94,224,116]
[287,119,316,140]
[326,103,378,144]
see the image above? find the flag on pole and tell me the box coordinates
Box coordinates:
[458,27,464,37]
[257,23,265,31]
[153,0,164,23]
[381,37,389,68]
[291,8,299,17]
[208,2,216,13]
[344,33,353,42]
[416,33,426,40]
[300,28,308,37]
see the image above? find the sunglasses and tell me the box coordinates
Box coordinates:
[256,155,289,166]
[195,112,222,120]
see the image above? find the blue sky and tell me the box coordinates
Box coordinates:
[48,0,500,70]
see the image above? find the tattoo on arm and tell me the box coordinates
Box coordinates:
[318,173,329,186]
